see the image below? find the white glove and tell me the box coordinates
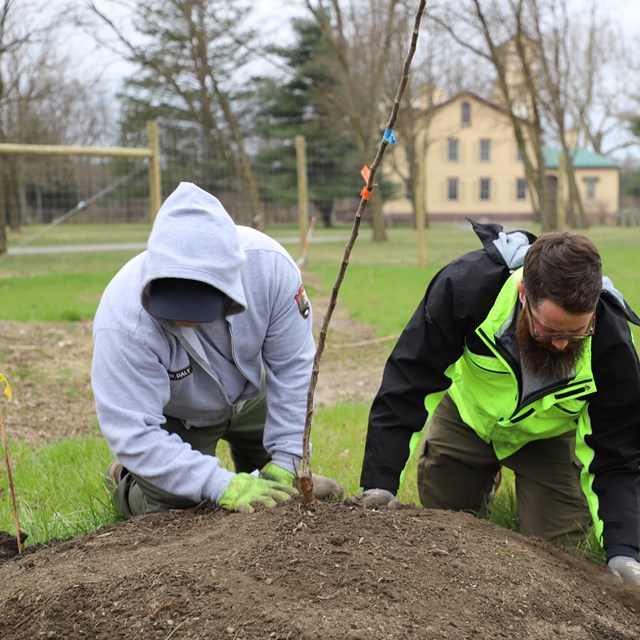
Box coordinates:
[349,488,402,509]
[606,555,640,587]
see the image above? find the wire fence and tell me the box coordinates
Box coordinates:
[0,130,368,229]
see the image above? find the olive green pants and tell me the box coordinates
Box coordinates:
[417,393,591,546]
[113,392,270,517]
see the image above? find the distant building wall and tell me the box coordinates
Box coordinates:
[383,92,620,225]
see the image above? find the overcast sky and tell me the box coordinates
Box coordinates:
[46,0,640,159]
[62,0,640,91]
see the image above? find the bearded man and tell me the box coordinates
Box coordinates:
[353,220,640,587]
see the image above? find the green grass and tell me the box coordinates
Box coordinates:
[0,402,418,547]
[312,263,438,336]
[0,437,122,545]
[305,223,640,343]
[0,249,143,321]
[0,272,118,322]
[7,222,153,247]
[1,220,638,555]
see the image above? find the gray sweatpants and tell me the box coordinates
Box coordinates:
[113,392,270,518]
[417,393,591,546]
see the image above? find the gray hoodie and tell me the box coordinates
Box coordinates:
[92,182,315,503]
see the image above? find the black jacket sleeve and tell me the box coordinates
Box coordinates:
[585,297,640,553]
[360,249,511,493]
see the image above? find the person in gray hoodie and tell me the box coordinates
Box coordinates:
[92,182,342,517]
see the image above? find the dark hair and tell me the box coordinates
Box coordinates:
[523,232,602,314]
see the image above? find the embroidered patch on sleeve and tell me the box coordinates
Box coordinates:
[295,284,311,319]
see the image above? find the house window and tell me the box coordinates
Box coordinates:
[516,178,527,200]
[479,139,491,162]
[448,138,459,162]
[461,101,471,127]
[480,178,491,201]
[447,178,459,201]
[583,177,599,202]
[516,145,523,162]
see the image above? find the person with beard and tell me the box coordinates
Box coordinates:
[351,220,640,587]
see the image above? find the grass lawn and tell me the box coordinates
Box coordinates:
[1,219,639,555]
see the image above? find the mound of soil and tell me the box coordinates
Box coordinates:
[1,299,639,639]
[0,501,638,639]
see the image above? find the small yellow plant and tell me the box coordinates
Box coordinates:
[0,372,22,553]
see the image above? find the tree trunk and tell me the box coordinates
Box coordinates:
[0,186,6,255]
[369,191,387,242]
[316,202,333,228]
[6,159,20,231]
[414,143,427,267]
[564,155,588,228]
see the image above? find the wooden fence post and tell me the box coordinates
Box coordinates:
[295,135,309,247]
[146,120,162,220]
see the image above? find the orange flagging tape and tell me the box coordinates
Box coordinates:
[360,165,372,200]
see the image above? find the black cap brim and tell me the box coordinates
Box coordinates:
[148,278,225,323]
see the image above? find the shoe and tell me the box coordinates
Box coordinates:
[104,459,123,489]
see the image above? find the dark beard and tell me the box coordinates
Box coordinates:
[516,310,585,381]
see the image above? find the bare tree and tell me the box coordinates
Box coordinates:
[303,0,407,242]
[430,0,556,229]
[0,0,111,249]
[563,4,640,157]
[521,0,587,228]
[84,0,266,229]
[382,14,489,241]
[430,0,640,230]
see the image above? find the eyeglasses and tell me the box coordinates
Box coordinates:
[525,299,596,343]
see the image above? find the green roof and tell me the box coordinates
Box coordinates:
[543,147,618,169]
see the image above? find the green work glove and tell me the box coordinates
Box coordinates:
[259,462,296,486]
[217,473,297,514]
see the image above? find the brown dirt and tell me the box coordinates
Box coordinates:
[0,293,387,444]
[1,299,640,639]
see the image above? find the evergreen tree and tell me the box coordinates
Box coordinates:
[254,17,361,228]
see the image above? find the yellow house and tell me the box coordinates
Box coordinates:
[543,147,620,225]
[383,91,620,224]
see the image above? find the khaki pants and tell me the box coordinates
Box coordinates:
[114,392,270,517]
[417,393,590,546]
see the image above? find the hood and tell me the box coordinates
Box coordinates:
[141,182,247,315]
[468,218,537,271]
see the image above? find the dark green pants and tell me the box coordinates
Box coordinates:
[114,392,270,517]
[417,393,591,546]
